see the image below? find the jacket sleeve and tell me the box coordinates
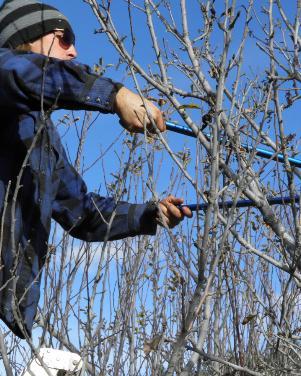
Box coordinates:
[51,143,157,242]
[0,48,121,113]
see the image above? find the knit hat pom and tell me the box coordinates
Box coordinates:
[0,0,75,48]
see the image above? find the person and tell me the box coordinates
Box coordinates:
[0,0,192,338]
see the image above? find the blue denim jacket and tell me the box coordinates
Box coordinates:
[0,48,157,338]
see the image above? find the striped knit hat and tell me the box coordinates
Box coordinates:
[0,0,75,48]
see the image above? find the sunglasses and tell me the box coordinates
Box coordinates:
[52,28,75,50]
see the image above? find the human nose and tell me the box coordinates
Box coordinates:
[68,45,77,59]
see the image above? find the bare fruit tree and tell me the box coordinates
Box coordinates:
[0,0,301,375]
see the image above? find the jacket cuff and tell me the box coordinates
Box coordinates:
[82,78,123,113]
[129,202,158,236]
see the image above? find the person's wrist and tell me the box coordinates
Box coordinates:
[112,83,124,113]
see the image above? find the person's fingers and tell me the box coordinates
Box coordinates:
[179,205,193,218]
[159,197,184,227]
[158,202,169,217]
[116,89,164,134]
[167,196,183,205]
[166,202,184,220]
[119,118,143,134]
[153,107,165,132]
[167,197,193,218]
[140,100,164,133]
[158,113,166,132]
[158,196,193,228]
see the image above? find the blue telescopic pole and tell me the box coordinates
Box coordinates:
[164,121,301,210]
[181,195,300,212]
[165,121,301,168]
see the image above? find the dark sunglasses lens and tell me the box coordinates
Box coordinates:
[62,29,75,47]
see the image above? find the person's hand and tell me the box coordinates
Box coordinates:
[157,195,192,228]
[114,87,165,133]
